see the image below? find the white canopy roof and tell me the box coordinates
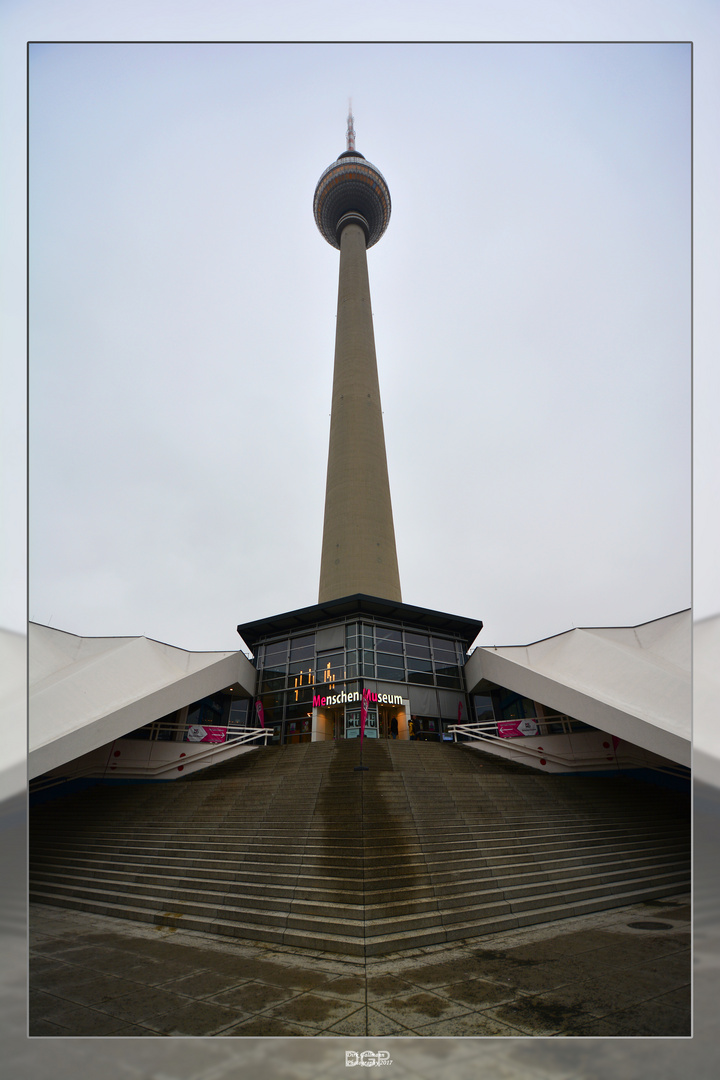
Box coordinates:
[464,610,691,766]
[29,623,257,779]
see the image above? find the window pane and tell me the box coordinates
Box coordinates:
[289,679,315,702]
[406,656,432,672]
[405,631,429,647]
[408,670,433,685]
[264,640,288,662]
[289,646,314,662]
[289,634,315,660]
[229,700,250,724]
[263,663,286,680]
[377,665,405,681]
[432,635,458,652]
[376,627,403,652]
[436,674,462,689]
[473,695,494,723]
[317,653,344,684]
[406,643,431,660]
[435,664,460,679]
[377,652,404,670]
[286,701,313,721]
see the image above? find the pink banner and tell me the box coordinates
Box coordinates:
[458,701,463,723]
[186,724,227,743]
[360,688,369,743]
[497,719,538,738]
[255,700,265,728]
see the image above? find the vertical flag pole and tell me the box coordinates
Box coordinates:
[355,686,370,771]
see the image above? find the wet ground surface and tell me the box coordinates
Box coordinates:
[29,894,690,1037]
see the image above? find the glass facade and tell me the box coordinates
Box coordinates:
[252,617,468,745]
[471,691,595,738]
[120,692,250,743]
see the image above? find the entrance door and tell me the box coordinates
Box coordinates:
[345,706,378,738]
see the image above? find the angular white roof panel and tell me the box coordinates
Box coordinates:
[29,624,257,778]
[0,628,27,801]
[465,611,691,766]
[693,613,720,785]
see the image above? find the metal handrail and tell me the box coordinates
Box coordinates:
[448,722,688,780]
[31,726,271,791]
[102,725,272,778]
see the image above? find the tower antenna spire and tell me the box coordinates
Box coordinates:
[346,99,355,152]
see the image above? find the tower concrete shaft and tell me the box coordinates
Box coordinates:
[318,220,402,603]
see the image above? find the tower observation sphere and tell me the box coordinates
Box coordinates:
[313,149,391,249]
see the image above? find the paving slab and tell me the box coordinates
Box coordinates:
[414,1011,526,1037]
[29,894,691,1038]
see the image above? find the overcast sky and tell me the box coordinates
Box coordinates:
[0,3,713,658]
[25,38,695,652]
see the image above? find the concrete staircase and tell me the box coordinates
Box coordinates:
[29,740,690,956]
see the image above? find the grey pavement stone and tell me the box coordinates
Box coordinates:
[365,973,419,1000]
[93,986,194,1024]
[210,979,299,1012]
[434,976,520,1009]
[654,985,693,1009]
[263,991,363,1030]
[147,999,244,1036]
[323,1005,369,1035]
[370,989,470,1030]
[34,969,149,1006]
[608,999,691,1036]
[606,963,690,997]
[321,973,367,1000]
[217,1014,318,1036]
[161,969,250,997]
[28,1018,69,1036]
[28,955,70,978]
[31,1000,131,1036]
[28,896,692,1039]
[484,996,583,1036]
[365,1006,416,1035]
[413,1011,526,1037]
[530,976,644,1017]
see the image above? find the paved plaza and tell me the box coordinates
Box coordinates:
[29,894,690,1038]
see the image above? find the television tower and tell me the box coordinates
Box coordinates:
[314,108,402,604]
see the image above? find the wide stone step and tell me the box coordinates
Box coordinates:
[30,818,685,857]
[31,832,688,890]
[30,856,688,924]
[30,740,689,956]
[30,843,688,901]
